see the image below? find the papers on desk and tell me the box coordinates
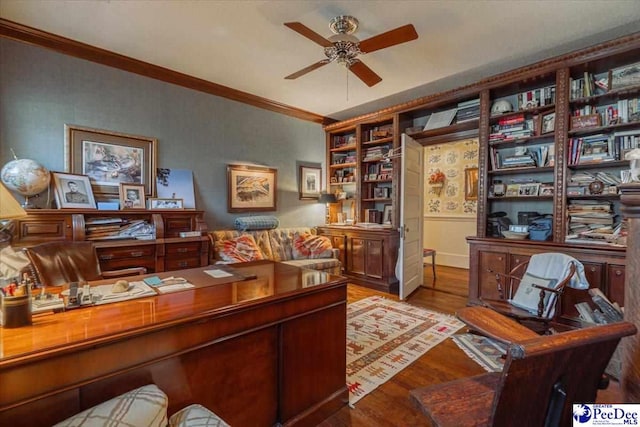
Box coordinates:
[204,269,234,278]
[156,283,195,293]
[93,281,156,305]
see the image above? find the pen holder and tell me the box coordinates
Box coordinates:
[0,295,32,328]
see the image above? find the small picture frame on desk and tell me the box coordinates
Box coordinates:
[119,183,146,209]
[518,183,540,197]
[52,172,97,209]
[149,198,184,209]
[505,184,520,197]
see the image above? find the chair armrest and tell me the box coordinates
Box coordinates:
[532,283,563,295]
[102,267,147,278]
[494,272,522,300]
[456,306,538,344]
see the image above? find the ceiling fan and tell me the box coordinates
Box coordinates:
[284,16,418,87]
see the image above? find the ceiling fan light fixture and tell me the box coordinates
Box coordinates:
[329,16,359,35]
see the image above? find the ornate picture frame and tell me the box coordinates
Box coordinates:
[65,125,157,197]
[227,164,277,212]
[119,183,146,210]
[299,166,321,200]
[52,172,97,209]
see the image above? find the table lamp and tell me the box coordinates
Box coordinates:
[0,181,26,245]
[318,192,337,224]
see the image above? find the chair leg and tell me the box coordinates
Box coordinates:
[431,252,436,282]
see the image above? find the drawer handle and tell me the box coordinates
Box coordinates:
[497,257,503,261]
[130,251,144,257]
[177,248,189,253]
[99,254,114,260]
[590,267,596,272]
[514,258,520,264]
[615,270,623,276]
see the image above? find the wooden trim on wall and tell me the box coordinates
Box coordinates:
[0,18,332,126]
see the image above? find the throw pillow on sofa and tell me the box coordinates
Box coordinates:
[215,234,265,263]
[292,232,333,260]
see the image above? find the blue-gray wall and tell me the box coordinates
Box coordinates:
[0,38,327,228]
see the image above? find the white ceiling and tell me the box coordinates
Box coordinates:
[2,0,640,121]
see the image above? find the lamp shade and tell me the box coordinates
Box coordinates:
[0,182,26,219]
[318,193,337,204]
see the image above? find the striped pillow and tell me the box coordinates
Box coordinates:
[53,384,167,427]
[292,232,333,260]
[169,404,230,427]
[215,234,265,263]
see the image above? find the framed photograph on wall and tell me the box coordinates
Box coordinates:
[52,172,97,209]
[464,167,479,201]
[299,166,321,200]
[65,125,157,197]
[227,164,277,212]
[119,183,146,209]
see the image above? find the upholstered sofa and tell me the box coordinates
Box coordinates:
[208,227,341,275]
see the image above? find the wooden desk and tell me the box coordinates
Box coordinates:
[0,261,348,426]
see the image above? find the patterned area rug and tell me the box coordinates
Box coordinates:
[451,333,507,373]
[346,296,464,405]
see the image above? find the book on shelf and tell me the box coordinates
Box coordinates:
[424,108,457,130]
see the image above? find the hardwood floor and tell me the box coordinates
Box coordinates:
[319,265,622,427]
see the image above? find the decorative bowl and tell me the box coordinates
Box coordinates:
[501,230,529,240]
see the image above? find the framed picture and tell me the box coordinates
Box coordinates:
[119,183,146,209]
[373,187,388,199]
[156,168,195,208]
[505,184,520,197]
[65,125,157,197]
[518,183,540,197]
[383,204,392,224]
[299,166,321,200]
[609,61,640,90]
[540,112,555,134]
[52,172,97,209]
[539,183,554,196]
[149,198,184,209]
[227,164,277,212]
[464,167,479,201]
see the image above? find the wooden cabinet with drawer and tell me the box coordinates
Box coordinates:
[14,209,209,273]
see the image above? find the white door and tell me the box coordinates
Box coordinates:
[398,133,424,300]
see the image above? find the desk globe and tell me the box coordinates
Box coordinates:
[1,158,50,208]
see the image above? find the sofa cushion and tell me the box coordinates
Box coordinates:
[234,215,279,231]
[215,234,265,263]
[53,384,167,427]
[292,232,333,260]
[169,404,230,427]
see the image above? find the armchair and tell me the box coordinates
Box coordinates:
[410,306,637,427]
[24,241,146,287]
[482,252,588,333]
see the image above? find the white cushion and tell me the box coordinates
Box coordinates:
[54,384,168,427]
[169,404,230,427]
[510,272,558,315]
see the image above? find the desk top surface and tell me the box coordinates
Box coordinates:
[0,261,345,363]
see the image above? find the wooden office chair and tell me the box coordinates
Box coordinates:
[482,252,585,334]
[410,306,637,427]
[24,241,146,286]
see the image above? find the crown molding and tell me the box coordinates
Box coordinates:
[0,18,333,125]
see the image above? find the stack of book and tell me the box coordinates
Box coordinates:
[489,114,533,143]
[569,72,609,99]
[362,145,390,161]
[364,209,383,224]
[455,99,480,123]
[566,200,615,239]
[575,288,624,326]
[85,218,152,240]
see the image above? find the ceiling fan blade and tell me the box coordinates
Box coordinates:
[359,24,418,53]
[285,60,330,80]
[284,22,333,48]
[349,60,382,87]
